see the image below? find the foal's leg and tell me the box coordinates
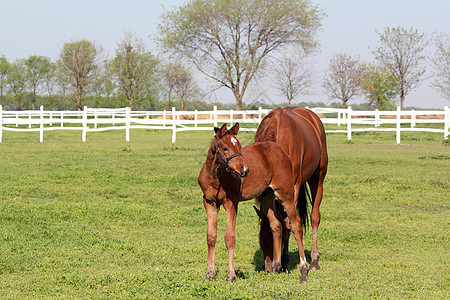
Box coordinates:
[308,171,325,271]
[223,199,238,282]
[203,197,219,281]
[276,189,310,283]
[266,207,283,273]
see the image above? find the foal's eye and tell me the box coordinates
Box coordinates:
[222,147,229,151]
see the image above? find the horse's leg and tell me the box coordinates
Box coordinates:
[266,207,283,273]
[223,199,238,282]
[203,197,219,281]
[308,170,325,271]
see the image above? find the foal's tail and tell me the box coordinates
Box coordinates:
[297,184,312,231]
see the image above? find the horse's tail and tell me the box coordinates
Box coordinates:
[297,184,312,231]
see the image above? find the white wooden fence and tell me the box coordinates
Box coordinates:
[0,105,448,144]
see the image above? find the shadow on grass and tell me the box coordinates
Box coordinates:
[252,248,313,272]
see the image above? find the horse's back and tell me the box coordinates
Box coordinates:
[255,107,327,185]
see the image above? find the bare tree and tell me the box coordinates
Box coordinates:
[112,32,159,109]
[161,62,199,110]
[58,39,103,111]
[430,32,450,100]
[373,26,429,109]
[158,0,323,110]
[273,52,314,105]
[322,53,366,108]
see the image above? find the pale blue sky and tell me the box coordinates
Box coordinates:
[1,0,449,108]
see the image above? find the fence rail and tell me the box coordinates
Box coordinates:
[0,105,448,144]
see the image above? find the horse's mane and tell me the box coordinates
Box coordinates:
[254,108,281,143]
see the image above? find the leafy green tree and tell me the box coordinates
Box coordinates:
[7,59,28,110]
[111,32,159,110]
[0,56,10,106]
[158,0,323,110]
[59,40,103,110]
[373,26,429,109]
[42,61,57,109]
[361,63,397,110]
[25,55,52,110]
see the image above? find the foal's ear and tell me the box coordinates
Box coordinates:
[214,123,228,138]
[253,205,267,220]
[228,122,240,136]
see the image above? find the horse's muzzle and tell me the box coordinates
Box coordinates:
[240,166,249,178]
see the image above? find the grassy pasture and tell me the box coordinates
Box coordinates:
[0,128,449,299]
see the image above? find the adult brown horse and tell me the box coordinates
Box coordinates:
[199,123,309,282]
[253,107,328,282]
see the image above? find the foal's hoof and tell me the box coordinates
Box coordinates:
[300,265,309,283]
[309,260,321,271]
[206,269,215,281]
[272,261,282,273]
[227,270,236,283]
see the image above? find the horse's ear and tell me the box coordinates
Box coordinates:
[253,205,267,220]
[228,122,240,136]
[215,123,228,138]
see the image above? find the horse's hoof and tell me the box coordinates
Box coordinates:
[272,261,282,273]
[227,270,236,282]
[309,260,320,271]
[300,265,309,283]
[206,269,215,281]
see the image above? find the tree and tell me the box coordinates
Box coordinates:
[0,56,10,105]
[25,55,52,110]
[361,63,397,110]
[59,40,103,110]
[42,61,57,109]
[373,26,429,109]
[158,0,323,110]
[161,62,199,110]
[111,32,159,109]
[273,52,314,105]
[322,53,366,108]
[7,59,28,110]
[430,32,450,100]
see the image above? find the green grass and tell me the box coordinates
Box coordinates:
[0,128,449,299]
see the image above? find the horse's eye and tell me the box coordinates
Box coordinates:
[223,147,229,151]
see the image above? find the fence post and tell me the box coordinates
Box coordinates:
[258,107,262,124]
[82,106,88,142]
[163,110,166,128]
[29,112,32,128]
[0,105,3,143]
[125,107,130,142]
[347,106,352,141]
[172,107,177,144]
[94,110,98,129]
[213,105,218,128]
[396,106,401,144]
[39,105,44,143]
[60,111,64,128]
[411,109,416,128]
[230,109,233,127]
[194,110,198,128]
[444,106,449,140]
[375,109,380,127]
[337,111,341,126]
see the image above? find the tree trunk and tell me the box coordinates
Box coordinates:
[234,91,243,111]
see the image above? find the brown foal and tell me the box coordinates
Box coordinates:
[198,122,311,282]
